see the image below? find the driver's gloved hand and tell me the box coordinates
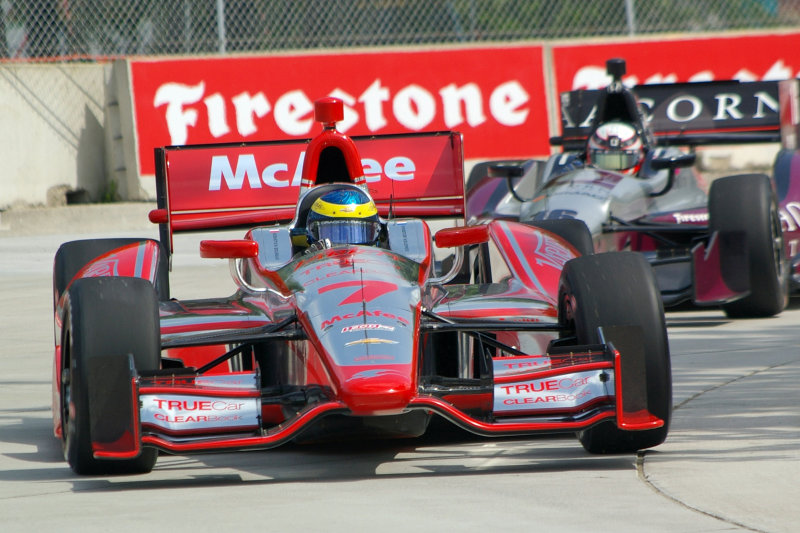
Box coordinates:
[304,238,332,255]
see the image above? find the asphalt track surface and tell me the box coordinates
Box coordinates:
[1,204,798,533]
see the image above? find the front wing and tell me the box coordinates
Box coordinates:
[86,329,662,459]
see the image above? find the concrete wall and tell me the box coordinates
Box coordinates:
[0,63,109,209]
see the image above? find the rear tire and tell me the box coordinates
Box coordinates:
[709,174,788,318]
[559,252,671,453]
[61,277,160,475]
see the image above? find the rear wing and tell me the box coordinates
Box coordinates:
[553,78,799,150]
[151,131,464,252]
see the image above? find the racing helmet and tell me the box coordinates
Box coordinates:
[587,121,644,175]
[307,187,380,245]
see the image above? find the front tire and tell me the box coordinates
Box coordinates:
[709,174,788,318]
[559,252,671,453]
[61,277,160,475]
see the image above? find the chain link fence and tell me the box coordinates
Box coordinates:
[2,0,798,59]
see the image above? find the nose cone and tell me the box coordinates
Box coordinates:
[340,368,414,415]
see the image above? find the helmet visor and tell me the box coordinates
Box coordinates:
[311,220,380,245]
[590,149,640,171]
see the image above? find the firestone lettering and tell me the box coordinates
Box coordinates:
[155,80,529,146]
[781,202,800,258]
[780,202,800,232]
[572,60,796,90]
[673,212,709,224]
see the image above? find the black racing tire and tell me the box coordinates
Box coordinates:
[526,219,594,256]
[54,238,170,308]
[61,277,160,475]
[559,252,671,453]
[709,174,788,318]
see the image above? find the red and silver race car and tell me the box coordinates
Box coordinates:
[52,98,671,475]
[467,59,799,318]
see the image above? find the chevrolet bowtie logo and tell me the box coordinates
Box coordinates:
[345,338,398,347]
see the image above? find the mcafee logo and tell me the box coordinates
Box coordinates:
[209,152,417,190]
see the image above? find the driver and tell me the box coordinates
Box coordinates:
[306,187,382,246]
[586,121,645,175]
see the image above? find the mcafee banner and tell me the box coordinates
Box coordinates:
[159,131,465,231]
[552,32,800,92]
[130,46,549,177]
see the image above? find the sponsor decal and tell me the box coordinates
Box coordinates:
[493,370,612,413]
[673,212,709,224]
[155,79,530,146]
[781,201,800,232]
[193,372,259,390]
[533,233,574,270]
[140,394,260,431]
[782,202,800,258]
[302,269,352,287]
[533,209,578,222]
[562,83,779,129]
[146,373,259,391]
[553,34,800,93]
[569,59,798,90]
[321,310,410,329]
[163,132,464,223]
[551,181,613,201]
[493,355,551,377]
[501,389,594,406]
[345,368,403,380]
[83,258,120,277]
[208,152,418,191]
[342,323,395,333]
[590,172,624,189]
[345,338,398,347]
[131,47,549,175]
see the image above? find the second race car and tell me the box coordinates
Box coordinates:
[467,58,798,318]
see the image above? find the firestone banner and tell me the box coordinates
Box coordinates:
[129,32,800,178]
[130,46,549,177]
[552,32,800,91]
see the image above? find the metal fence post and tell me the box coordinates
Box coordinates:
[625,0,637,36]
[216,0,227,54]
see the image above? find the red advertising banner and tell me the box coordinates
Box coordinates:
[130,46,549,177]
[130,32,800,180]
[552,32,800,92]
